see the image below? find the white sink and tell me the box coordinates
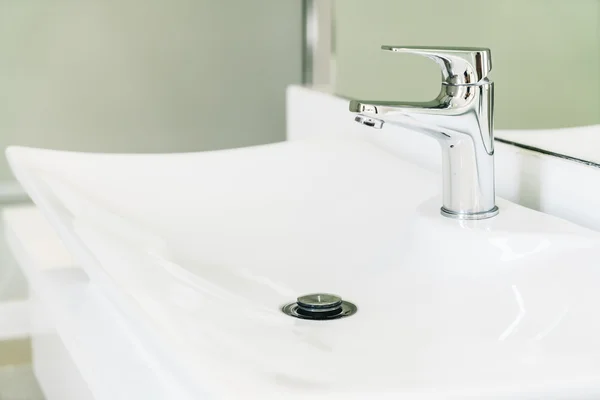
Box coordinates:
[6,138,600,399]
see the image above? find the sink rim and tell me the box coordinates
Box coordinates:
[6,139,600,398]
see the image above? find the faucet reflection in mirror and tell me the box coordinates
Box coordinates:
[350,46,498,220]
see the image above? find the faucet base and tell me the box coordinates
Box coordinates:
[440,206,499,221]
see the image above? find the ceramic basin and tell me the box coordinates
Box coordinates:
[6,138,600,399]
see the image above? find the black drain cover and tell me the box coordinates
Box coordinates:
[282,293,357,320]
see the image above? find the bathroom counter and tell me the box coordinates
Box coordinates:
[2,205,196,400]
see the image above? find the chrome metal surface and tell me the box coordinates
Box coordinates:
[354,114,384,129]
[349,45,498,220]
[282,294,357,320]
[301,0,315,84]
[441,205,499,220]
[297,293,342,311]
[302,0,334,85]
[381,46,491,85]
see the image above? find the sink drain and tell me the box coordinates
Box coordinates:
[282,293,357,320]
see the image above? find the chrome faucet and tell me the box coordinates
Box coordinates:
[350,46,498,220]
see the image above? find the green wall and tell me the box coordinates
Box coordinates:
[0,1,302,181]
[334,0,600,129]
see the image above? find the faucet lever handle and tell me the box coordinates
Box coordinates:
[381,46,491,85]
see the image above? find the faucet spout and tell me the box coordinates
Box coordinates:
[351,99,459,142]
[353,114,385,129]
[347,46,498,220]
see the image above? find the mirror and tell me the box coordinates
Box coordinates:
[307,0,600,165]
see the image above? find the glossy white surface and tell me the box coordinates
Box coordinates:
[287,85,600,232]
[0,209,30,341]
[7,138,600,398]
[3,206,195,400]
